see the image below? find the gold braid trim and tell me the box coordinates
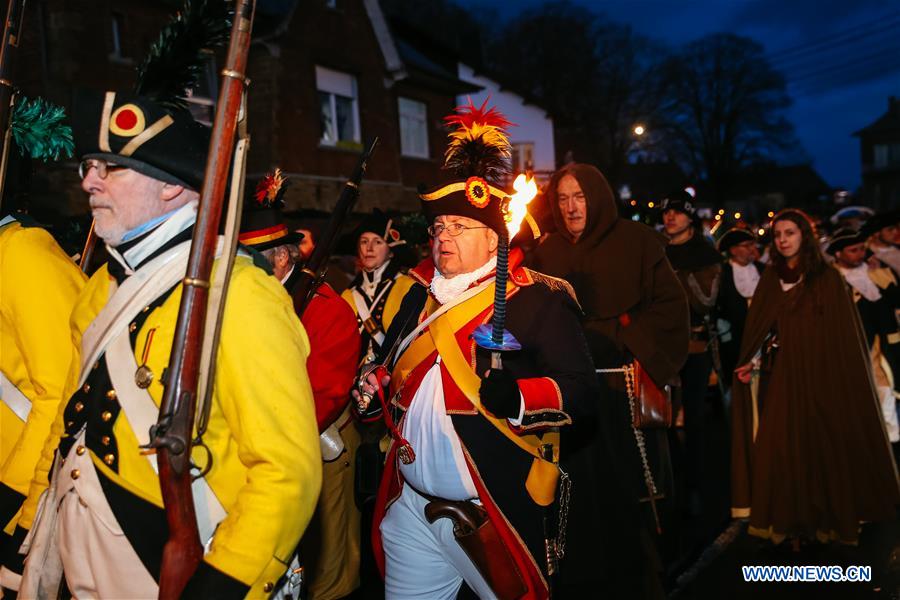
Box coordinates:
[523,268,580,308]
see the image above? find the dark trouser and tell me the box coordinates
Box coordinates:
[678,351,712,491]
[557,371,667,599]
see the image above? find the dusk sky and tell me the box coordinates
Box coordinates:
[460,0,900,192]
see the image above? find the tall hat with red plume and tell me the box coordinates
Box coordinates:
[238,168,303,251]
[418,98,514,234]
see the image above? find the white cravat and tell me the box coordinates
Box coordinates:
[431,257,497,305]
[839,264,882,302]
[730,260,761,299]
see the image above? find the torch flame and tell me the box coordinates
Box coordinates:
[506,174,538,236]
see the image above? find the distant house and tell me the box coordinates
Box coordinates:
[455,64,556,182]
[854,96,900,211]
[247,0,480,214]
[10,0,485,223]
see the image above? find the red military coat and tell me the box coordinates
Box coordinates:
[284,267,361,431]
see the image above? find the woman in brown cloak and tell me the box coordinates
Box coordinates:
[732,209,899,544]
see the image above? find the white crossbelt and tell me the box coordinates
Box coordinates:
[77,238,227,545]
[0,371,31,421]
[352,284,392,345]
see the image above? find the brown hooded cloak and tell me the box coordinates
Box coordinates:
[731,266,899,543]
[530,164,689,597]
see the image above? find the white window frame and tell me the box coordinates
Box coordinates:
[398,97,429,159]
[511,142,535,172]
[316,65,361,147]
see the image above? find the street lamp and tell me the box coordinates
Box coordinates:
[633,124,646,136]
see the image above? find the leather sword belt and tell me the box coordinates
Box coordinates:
[408,484,528,600]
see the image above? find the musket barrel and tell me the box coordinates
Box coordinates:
[153,1,256,597]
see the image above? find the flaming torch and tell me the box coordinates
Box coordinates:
[473,174,538,367]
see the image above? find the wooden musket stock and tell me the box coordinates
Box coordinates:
[147,1,255,597]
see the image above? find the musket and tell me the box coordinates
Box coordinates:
[0,0,26,200]
[293,137,379,316]
[144,1,255,597]
[704,314,728,400]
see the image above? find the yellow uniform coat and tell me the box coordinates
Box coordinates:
[24,254,322,595]
[0,219,84,533]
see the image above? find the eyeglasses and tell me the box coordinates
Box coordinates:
[427,223,491,237]
[78,159,128,180]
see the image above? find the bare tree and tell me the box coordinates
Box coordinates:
[658,33,796,202]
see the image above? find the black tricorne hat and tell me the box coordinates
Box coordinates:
[238,169,303,252]
[860,210,900,240]
[717,228,756,254]
[418,99,513,235]
[827,227,866,255]
[352,208,407,247]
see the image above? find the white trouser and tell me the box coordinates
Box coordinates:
[878,385,899,442]
[56,433,158,599]
[381,485,496,600]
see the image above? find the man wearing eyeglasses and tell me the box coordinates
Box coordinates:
[354,103,596,600]
[15,90,321,599]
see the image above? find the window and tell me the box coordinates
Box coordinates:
[398,97,428,158]
[511,142,535,172]
[873,143,900,168]
[185,54,218,126]
[316,66,360,148]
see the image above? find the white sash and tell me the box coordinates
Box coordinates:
[0,371,31,421]
[104,324,226,545]
[78,241,194,385]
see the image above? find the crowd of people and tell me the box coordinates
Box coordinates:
[1,14,899,600]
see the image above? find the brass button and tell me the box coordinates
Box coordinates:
[74,401,84,412]
[66,420,74,429]
[82,383,91,394]
[101,435,111,446]
[129,322,137,333]
[101,410,112,422]
[70,469,80,480]
[263,582,274,593]
[142,305,150,313]
[75,445,86,456]
[103,453,115,466]
[93,361,100,370]
[106,389,117,401]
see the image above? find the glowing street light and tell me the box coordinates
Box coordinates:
[734,212,742,220]
[767,211,775,218]
[633,124,645,136]
[648,201,655,208]
[758,228,765,236]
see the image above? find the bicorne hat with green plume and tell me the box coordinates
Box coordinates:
[73,0,231,190]
[418,99,514,234]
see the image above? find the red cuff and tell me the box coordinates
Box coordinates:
[517,377,563,412]
[514,377,571,431]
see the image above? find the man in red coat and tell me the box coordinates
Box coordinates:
[240,171,362,599]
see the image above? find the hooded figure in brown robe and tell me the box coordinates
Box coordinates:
[732,210,899,544]
[531,163,689,598]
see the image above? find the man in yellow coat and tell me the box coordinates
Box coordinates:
[0,214,85,593]
[16,90,321,599]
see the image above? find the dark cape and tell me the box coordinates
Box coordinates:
[530,164,689,598]
[731,266,900,543]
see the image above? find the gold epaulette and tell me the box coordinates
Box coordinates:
[516,267,581,308]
